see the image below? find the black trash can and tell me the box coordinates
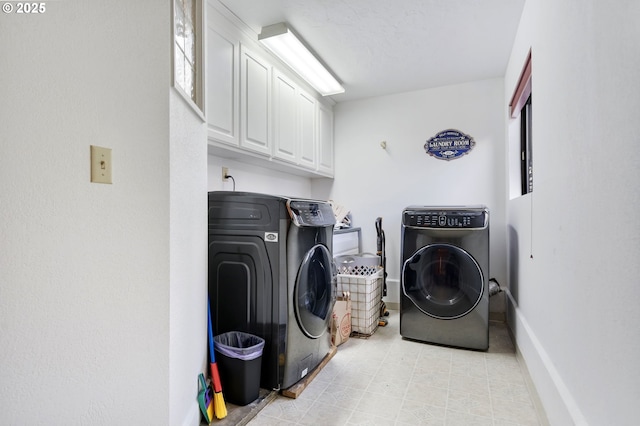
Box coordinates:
[214,331,265,406]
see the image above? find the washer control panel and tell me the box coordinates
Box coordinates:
[288,200,335,227]
[404,207,488,229]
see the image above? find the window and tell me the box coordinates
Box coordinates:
[173,0,204,116]
[520,94,533,194]
[510,50,532,195]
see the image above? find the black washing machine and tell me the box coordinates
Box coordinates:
[208,191,336,390]
[400,206,489,350]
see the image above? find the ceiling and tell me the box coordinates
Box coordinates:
[216,0,526,103]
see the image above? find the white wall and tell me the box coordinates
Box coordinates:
[169,92,208,426]
[315,79,508,312]
[505,0,640,424]
[207,155,313,197]
[0,2,205,424]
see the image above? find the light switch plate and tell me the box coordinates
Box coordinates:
[90,145,112,184]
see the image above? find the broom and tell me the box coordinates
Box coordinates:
[207,300,227,419]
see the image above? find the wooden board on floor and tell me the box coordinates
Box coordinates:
[281,345,337,399]
[206,388,276,426]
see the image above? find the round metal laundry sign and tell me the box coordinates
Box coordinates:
[424,129,475,160]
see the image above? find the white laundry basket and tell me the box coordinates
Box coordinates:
[335,255,383,336]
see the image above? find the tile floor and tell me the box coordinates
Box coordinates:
[247,311,547,426]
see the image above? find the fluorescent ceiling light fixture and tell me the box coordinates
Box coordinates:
[259,23,345,96]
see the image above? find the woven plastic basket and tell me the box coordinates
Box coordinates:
[336,269,383,336]
[334,254,380,276]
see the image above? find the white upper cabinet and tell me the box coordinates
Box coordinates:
[205,4,334,177]
[205,21,239,146]
[297,89,317,170]
[239,44,271,156]
[272,70,298,164]
[317,102,334,176]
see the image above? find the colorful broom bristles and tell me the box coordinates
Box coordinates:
[210,361,227,419]
[208,300,227,419]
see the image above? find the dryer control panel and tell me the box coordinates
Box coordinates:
[288,200,336,227]
[403,207,488,229]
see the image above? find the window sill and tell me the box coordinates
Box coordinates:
[173,84,205,123]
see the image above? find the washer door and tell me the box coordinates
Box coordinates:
[402,243,483,319]
[295,244,335,338]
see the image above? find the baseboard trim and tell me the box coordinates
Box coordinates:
[384,301,399,310]
[505,289,587,426]
[489,311,506,323]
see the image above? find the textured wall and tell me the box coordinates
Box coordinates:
[505,0,640,424]
[0,1,171,424]
[169,91,209,426]
[207,155,313,197]
[324,78,507,312]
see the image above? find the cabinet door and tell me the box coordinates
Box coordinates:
[272,70,297,163]
[240,44,271,156]
[298,90,317,169]
[317,102,334,176]
[206,24,239,146]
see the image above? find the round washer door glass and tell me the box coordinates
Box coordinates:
[402,243,483,319]
[295,244,335,338]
